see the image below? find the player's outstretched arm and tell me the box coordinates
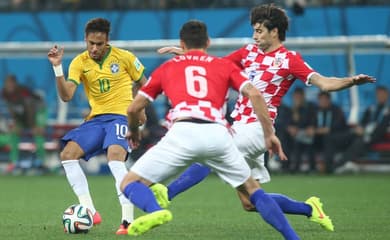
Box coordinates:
[47,45,77,102]
[309,73,376,92]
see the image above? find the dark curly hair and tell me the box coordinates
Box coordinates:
[85,18,111,36]
[250,4,289,41]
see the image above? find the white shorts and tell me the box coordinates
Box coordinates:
[231,121,271,183]
[131,122,251,188]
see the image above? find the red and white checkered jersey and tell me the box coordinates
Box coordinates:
[139,50,250,126]
[226,44,317,123]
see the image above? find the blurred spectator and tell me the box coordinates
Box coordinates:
[283,88,317,173]
[323,86,390,173]
[274,103,293,168]
[1,74,47,173]
[0,113,8,133]
[0,112,13,168]
[11,0,27,9]
[313,91,348,173]
[2,0,388,11]
[286,0,306,15]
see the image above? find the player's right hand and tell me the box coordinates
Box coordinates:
[126,129,141,149]
[157,46,184,55]
[352,74,376,85]
[266,134,288,161]
[47,45,64,66]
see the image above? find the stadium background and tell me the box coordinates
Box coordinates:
[0,3,389,123]
[1,2,390,240]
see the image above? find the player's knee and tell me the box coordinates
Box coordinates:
[120,171,141,192]
[119,177,128,192]
[60,149,78,160]
[238,194,257,212]
[60,142,84,160]
[241,202,256,212]
[107,145,127,161]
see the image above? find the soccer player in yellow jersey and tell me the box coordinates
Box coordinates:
[47,17,147,235]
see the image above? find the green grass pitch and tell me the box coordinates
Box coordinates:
[0,173,389,240]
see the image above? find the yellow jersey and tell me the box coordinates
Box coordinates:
[67,45,145,120]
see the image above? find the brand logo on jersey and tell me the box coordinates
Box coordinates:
[110,63,119,74]
[272,57,284,68]
[273,52,286,68]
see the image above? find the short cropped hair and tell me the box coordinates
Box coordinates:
[376,85,388,93]
[85,18,111,36]
[250,4,289,41]
[293,87,304,95]
[179,20,209,49]
[318,91,331,98]
[5,74,17,83]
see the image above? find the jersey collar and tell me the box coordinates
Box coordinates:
[95,45,112,68]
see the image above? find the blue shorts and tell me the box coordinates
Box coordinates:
[61,114,130,161]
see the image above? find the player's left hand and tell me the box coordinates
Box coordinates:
[126,129,141,149]
[266,135,287,161]
[352,74,376,85]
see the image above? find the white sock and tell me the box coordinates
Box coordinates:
[108,160,134,223]
[61,160,96,214]
[121,204,134,223]
[78,194,97,215]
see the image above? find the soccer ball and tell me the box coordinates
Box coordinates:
[62,204,93,233]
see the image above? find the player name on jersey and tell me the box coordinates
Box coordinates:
[173,55,214,62]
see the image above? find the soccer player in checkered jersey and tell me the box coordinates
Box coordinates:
[119,19,304,239]
[155,3,375,232]
[48,18,148,235]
